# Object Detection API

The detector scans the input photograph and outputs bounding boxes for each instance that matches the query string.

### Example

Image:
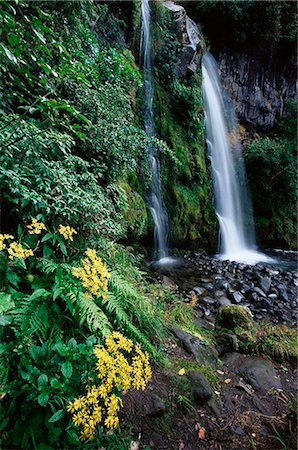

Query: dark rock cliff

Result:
[218,50,296,129]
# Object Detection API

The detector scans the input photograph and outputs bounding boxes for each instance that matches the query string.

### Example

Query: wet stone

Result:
[259,276,271,293]
[231,291,245,304]
[253,287,267,298]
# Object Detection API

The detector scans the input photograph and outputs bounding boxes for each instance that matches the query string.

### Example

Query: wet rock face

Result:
[163,0,204,76]
[218,50,296,129]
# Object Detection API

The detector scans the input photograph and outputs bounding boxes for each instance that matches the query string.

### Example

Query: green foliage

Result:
[244,107,297,248]
[0,221,164,447]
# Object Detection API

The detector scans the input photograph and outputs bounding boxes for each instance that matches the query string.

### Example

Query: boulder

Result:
[171,326,218,367]
[215,305,254,336]
[217,296,232,307]
[223,353,282,392]
[231,291,245,304]
[187,371,212,404]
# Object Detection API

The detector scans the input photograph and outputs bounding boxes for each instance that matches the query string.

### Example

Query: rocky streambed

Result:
[119,251,297,449]
[157,251,298,326]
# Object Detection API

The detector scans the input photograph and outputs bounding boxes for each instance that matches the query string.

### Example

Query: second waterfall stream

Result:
[141,0,169,261]
[202,53,271,264]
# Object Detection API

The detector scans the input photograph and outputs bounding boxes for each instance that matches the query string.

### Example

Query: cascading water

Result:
[141,0,169,260]
[202,53,272,264]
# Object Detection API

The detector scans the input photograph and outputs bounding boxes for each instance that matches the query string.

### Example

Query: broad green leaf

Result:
[33,28,46,44]
[61,361,73,379]
[38,374,48,386]
[50,378,60,389]
[0,292,15,313]
[38,392,49,407]
[0,418,9,431]
[41,233,53,243]
[54,342,68,356]
[0,315,12,326]
[66,429,80,445]
[59,241,67,256]
[48,409,65,423]
[68,338,77,349]
[6,268,20,287]
[28,288,51,301]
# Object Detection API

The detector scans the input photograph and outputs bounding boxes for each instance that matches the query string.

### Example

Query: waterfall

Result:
[202,53,271,264]
[141,0,169,260]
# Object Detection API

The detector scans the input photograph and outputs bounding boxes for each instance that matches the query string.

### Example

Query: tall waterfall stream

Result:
[202,53,272,264]
[141,0,169,261]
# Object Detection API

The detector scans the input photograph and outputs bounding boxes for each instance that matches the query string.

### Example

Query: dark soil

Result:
[121,342,297,450]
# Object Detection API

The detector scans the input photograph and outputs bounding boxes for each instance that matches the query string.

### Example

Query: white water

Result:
[141,0,169,260]
[202,53,272,265]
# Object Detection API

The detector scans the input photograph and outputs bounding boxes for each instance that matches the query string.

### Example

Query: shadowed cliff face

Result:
[218,50,296,129]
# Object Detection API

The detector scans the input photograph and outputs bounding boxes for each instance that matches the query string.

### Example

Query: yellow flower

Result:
[67,332,152,441]
[7,242,33,260]
[58,224,77,241]
[178,368,186,376]
[27,218,46,235]
[72,248,110,299]
[0,234,14,252]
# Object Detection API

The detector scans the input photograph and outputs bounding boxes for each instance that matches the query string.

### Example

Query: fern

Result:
[39,258,59,275]
[108,271,164,344]
[10,293,52,342]
[58,278,112,337]
[102,292,156,354]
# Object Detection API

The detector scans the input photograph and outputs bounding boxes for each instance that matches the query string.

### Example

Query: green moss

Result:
[154,81,216,249]
[216,305,254,336]
[171,357,218,387]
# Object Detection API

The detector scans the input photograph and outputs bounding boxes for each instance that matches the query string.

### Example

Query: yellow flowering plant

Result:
[72,248,110,300]
[67,331,152,441]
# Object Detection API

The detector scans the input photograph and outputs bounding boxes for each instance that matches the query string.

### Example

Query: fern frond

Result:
[39,258,59,275]
[58,278,112,337]
[109,271,164,340]
[11,296,51,342]
[103,292,156,354]
[76,292,112,336]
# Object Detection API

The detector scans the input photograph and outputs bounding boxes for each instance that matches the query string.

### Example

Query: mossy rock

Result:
[118,181,148,238]
[215,305,254,339]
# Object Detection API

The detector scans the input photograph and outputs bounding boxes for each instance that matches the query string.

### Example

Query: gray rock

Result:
[203,296,216,305]
[223,353,282,392]
[161,276,177,288]
[215,279,229,290]
[201,282,214,292]
[268,293,278,300]
[146,393,166,418]
[277,284,289,302]
[253,287,267,298]
[259,276,271,294]
[214,290,226,298]
[171,326,218,367]
[217,296,232,306]
[193,286,207,297]
[231,291,245,304]
[187,371,212,404]
[241,357,282,392]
